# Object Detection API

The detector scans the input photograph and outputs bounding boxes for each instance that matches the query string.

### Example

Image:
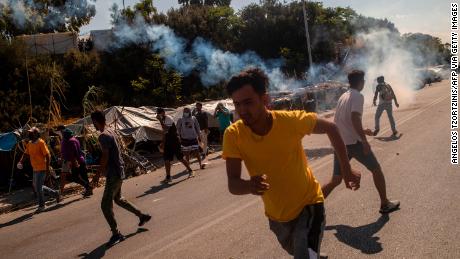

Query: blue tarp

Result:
[0,132,17,152]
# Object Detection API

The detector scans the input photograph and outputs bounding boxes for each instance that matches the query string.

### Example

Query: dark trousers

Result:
[70,162,91,190]
[269,203,325,259]
[101,176,142,234]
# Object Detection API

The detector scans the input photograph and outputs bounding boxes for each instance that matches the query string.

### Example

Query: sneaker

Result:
[107,232,125,246]
[162,176,172,184]
[373,129,379,136]
[188,170,196,178]
[379,200,400,213]
[200,163,207,170]
[83,189,93,197]
[35,206,45,214]
[138,214,152,226]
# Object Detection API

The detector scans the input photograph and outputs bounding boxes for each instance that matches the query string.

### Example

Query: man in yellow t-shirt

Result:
[18,127,60,213]
[223,68,361,258]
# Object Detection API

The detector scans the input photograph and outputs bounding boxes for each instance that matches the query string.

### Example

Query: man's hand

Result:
[342,168,361,190]
[373,101,377,106]
[362,141,371,155]
[249,174,270,195]
[395,102,400,108]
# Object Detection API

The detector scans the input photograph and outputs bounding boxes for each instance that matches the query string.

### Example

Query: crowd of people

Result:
[15,67,402,253]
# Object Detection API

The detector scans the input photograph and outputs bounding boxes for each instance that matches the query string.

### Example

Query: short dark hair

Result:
[196,102,202,107]
[156,107,165,114]
[90,110,106,124]
[377,76,385,83]
[226,67,269,96]
[348,70,365,88]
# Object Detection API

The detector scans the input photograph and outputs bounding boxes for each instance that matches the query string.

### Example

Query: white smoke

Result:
[346,29,420,105]
[0,0,96,32]
[111,13,299,90]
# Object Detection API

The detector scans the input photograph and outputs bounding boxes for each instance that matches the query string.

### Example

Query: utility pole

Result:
[302,0,313,68]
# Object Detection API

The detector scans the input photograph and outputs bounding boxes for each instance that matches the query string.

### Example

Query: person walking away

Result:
[156,108,194,183]
[177,107,205,172]
[60,128,93,197]
[91,110,151,246]
[17,127,60,213]
[223,68,361,258]
[373,76,399,136]
[322,70,400,214]
[192,102,210,159]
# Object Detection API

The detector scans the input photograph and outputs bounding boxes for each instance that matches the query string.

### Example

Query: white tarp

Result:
[71,106,176,142]
[173,99,238,128]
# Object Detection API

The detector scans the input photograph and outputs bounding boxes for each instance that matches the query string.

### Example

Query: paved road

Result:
[0,80,458,259]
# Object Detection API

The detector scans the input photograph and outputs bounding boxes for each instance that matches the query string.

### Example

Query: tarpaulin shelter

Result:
[173,99,238,128]
[70,106,177,143]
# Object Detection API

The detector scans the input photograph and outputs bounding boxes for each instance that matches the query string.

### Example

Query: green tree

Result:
[0,0,96,38]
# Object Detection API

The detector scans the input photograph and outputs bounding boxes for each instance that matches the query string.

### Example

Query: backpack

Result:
[379,84,393,101]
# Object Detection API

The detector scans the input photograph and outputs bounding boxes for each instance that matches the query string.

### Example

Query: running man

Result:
[91,110,151,246]
[192,102,210,158]
[156,108,194,183]
[373,76,399,136]
[59,128,93,196]
[222,68,360,258]
[177,107,205,171]
[322,70,400,214]
[18,127,61,213]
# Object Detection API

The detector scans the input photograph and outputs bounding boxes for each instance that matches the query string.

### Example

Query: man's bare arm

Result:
[226,158,269,195]
[98,148,109,176]
[373,87,379,106]
[313,118,360,189]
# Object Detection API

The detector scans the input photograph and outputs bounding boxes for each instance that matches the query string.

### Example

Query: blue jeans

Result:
[375,103,396,132]
[33,171,59,207]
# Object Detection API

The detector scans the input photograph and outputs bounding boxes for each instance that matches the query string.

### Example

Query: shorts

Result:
[333,141,381,176]
[269,203,325,257]
[180,138,200,152]
[163,144,184,161]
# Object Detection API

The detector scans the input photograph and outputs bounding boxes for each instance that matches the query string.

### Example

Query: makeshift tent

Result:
[70,106,176,143]
[0,132,18,152]
[174,99,238,128]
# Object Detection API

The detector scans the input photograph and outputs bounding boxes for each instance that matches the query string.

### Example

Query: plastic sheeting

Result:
[0,132,18,152]
[71,106,176,143]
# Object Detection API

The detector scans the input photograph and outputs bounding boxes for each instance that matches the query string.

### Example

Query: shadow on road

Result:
[375,133,403,142]
[325,214,390,254]
[304,147,334,159]
[0,212,34,229]
[0,197,85,229]
[136,170,190,198]
[78,228,148,259]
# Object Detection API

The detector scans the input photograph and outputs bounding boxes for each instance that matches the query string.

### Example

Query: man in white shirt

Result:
[321,70,400,214]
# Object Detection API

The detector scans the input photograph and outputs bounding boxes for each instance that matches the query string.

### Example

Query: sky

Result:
[80,0,451,43]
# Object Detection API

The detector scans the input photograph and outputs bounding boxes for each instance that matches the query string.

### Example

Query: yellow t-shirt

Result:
[25,139,50,172]
[223,110,324,222]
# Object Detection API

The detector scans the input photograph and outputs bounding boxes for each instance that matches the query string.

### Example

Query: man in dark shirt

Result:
[91,110,151,246]
[373,76,399,136]
[192,102,210,158]
[59,127,92,196]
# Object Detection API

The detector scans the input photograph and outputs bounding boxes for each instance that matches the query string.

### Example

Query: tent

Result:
[70,106,176,143]
[173,99,238,128]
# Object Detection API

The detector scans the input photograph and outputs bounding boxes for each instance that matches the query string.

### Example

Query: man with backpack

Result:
[373,76,399,136]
